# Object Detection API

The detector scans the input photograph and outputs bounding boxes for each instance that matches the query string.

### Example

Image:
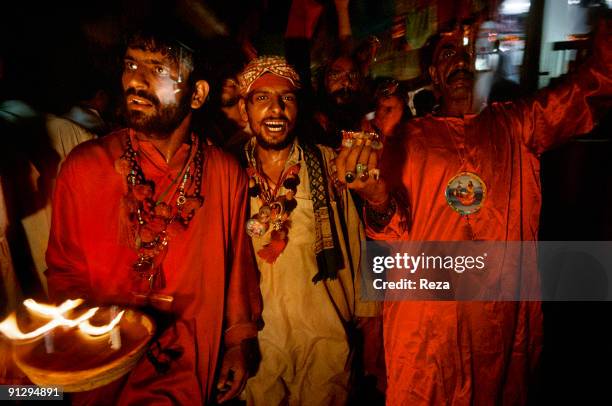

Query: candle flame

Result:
[24,298,83,316]
[79,310,125,336]
[0,299,124,341]
[0,314,62,340]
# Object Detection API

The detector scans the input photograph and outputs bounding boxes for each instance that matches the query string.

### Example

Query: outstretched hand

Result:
[334,139,389,206]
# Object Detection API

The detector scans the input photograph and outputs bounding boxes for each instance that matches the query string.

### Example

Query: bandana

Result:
[250,74,296,93]
[238,56,301,95]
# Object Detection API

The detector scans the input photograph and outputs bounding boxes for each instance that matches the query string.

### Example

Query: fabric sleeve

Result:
[223,160,262,348]
[45,157,91,302]
[512,25,612,155]
[364,207,408,241]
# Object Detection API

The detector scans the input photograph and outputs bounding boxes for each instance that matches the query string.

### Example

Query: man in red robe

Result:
[335,19,611,405]
[45,25,262,405]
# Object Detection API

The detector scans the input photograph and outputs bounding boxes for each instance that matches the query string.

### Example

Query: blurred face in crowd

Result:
[220,78,249,131]
[324,56,361,106]
[428,26,476,115]
[122,46,207,136]
[241,74,298,150]
[374,95,405,137]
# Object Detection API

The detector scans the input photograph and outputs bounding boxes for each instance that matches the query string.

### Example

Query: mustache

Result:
[125,88,160,106]
[448,68,474,82]
[332,88,355,98]
[264,115,289,121]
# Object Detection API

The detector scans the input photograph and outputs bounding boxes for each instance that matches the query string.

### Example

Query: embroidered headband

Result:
[238,56,301,95]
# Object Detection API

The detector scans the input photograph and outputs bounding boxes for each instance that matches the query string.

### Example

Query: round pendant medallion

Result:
[445,172,486,215]
[246,217,268,238]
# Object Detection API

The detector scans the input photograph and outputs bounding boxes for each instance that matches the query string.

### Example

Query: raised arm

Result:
[511,19,611,154]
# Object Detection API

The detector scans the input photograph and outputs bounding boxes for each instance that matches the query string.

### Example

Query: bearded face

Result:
[324,56,362,106]
[244,75,298,151]
[122,47,193,137]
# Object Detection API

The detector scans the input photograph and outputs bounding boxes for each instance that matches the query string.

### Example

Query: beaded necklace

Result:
[245,141,300,263]
[120,132,204,292]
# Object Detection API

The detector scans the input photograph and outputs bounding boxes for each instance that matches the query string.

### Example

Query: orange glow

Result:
[0,314,63,340]
[79,310,125,336]
[23,298,83,316]
[0,299,124,341]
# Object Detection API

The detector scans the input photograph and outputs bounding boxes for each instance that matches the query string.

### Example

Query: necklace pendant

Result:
[177,195,187,205]
[258,205,272,223]
[247,217,268,238]
[444,171,486,215]
[133,256,155,276]
[271,218,284,231]
[154,202,172,219]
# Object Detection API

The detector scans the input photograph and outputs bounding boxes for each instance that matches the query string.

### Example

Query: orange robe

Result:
[46,130,262,405]
[369,56,611,405]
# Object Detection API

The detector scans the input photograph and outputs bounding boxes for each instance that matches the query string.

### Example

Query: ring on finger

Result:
[342,138,355,148]
[355,163,368,175]
[359,169,370,182]
[345,171,356,184]
[370,168,381,181]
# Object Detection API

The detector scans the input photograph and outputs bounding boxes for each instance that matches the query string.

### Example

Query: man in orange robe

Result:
[336,20,611,405]
[45,25,262,405]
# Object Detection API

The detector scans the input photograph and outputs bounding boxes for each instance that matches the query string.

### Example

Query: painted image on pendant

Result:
[445,172,486,215]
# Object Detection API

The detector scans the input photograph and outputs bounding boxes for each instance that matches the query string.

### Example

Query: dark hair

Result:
[374,78,406,102]
[322,52,359,77]
[123,21,210,87]
[200,37,248,110]
[372,77,411,119]
[419,33,442,78]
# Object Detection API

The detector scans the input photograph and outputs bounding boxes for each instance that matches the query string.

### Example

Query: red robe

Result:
[46,129,262,405]
[369,55,611,404]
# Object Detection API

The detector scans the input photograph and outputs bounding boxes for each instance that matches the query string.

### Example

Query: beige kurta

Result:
[244,141,378,406]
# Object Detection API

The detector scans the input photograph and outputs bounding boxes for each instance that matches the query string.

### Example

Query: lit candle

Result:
[44,330,54,354]
[109,306,122,350]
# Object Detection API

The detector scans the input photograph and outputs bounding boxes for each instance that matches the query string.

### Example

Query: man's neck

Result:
[136,114,192,163]
[255,142,293,183]
[440,97,472,117]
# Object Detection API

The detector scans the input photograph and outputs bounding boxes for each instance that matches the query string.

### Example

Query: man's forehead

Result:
[251,86,296,94]
[329,57,357,72]
[434,26,476,53]
[249,73,297,94]
[379,95,403,107]
[125,47,176,66]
